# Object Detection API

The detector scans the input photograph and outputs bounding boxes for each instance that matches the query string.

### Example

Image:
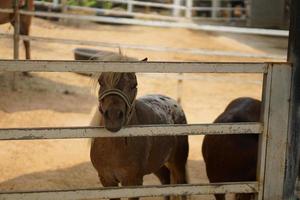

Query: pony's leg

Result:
[121,176,143,200]
[19,14,31,60]
[99,175,120,200]
[235,193,254,200]
[154,165,171,184]
[19,14,32,76]
[154,166,170,200]
[214,194,226,200]
[169,136,189,200]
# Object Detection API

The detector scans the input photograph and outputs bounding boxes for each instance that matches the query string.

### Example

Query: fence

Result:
[0,0,299,199]
[37,0,250,22]
[0,0,288,101]
[0,60,295,200]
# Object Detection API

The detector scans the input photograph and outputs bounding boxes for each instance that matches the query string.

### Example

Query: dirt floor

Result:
[0,17,288,199]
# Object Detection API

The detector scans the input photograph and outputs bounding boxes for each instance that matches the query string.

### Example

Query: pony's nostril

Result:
[104,110,109,119]
[118,111,124,119]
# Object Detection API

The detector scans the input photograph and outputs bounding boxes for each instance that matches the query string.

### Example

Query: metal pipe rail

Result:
[0,8,289,36]
[0,182,258,200]
[0,33,285,59]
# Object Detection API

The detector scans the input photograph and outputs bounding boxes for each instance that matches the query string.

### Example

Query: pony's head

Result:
[95,52,147,132]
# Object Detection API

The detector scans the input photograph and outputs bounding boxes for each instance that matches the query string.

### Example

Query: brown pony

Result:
[90,53,189,200]
[0,0,34,59]
[202,97,261,200]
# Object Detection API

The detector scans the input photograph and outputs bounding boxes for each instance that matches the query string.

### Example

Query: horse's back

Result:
[202,97,261,183]
[136,94,187,125]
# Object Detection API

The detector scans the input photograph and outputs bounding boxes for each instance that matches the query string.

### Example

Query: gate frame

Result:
[0,0,299,199]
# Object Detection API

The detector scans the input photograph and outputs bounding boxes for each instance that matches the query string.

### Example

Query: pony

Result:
[0,0,34,60]
[90,53,189,200]
[202,97,261,200]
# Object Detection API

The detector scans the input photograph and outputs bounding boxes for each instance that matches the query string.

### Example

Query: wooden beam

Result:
[260,64,292,199]
[0,123,262,140]
[0,60,272,73]
[284,0,300,199]
[0,182,258,200]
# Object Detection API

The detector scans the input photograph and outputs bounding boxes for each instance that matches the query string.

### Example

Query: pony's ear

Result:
[141,57,148,62]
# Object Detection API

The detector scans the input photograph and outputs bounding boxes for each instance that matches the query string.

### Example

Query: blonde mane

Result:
[90,50,138,91]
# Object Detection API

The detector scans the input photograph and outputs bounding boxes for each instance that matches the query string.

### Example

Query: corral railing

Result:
[36,0,250,23]
[0,61,294,200]
[0,0,300,199]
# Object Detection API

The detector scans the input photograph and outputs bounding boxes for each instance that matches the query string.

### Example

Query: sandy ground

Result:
[0,17,288,199]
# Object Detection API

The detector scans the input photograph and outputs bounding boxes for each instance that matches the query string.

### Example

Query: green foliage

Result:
[35,0,113,9]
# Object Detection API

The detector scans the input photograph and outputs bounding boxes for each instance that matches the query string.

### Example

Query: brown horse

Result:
[90,53,189,200]
[202,97,261,200]
[0,0,34,59]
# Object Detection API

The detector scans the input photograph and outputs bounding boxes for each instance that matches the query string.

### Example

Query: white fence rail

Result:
[0,123,262,140]
[0,182,258,200]
[0,60,270,73]
[0,33,285,59]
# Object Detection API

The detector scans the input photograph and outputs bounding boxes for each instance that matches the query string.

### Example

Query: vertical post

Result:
[211,0,220,19]
[12,0,20,90]
[283,0,300,199]
[258,64,292,200]
[176,73,183,105]
[185,0,192,19]
[53,0,59,7]
[13,0,20,60]
[256,70,272,200]
[127,0,133,14]
[173,0,181,17]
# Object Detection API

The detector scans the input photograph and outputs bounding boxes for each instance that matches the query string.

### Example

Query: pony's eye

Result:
[99,79,104,86]
[131,83,137,89]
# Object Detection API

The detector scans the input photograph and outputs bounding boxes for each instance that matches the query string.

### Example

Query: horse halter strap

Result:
[99,89,135,124]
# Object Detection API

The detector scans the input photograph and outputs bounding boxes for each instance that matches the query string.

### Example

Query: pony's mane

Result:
[91,50,137,91]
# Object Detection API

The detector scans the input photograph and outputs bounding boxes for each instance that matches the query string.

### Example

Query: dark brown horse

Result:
[90,54,189,200]
[202,97,261,200]
[0,0,34,59]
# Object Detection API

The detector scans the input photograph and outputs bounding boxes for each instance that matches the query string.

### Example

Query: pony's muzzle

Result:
[104,108,124,121]
[102,107,125,132]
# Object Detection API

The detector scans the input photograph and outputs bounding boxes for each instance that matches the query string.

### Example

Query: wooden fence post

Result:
[283,0,300,199]
[12,0,20,90]
[185,0,192,19]
[258,64,292,200]
[172,0,181,17]
[211,0,220,19]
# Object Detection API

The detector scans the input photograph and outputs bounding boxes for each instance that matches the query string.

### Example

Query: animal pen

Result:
[0,0,299,200]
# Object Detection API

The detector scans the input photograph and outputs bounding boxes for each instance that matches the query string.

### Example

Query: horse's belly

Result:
[145,136,177,173]
[91,138,151,180]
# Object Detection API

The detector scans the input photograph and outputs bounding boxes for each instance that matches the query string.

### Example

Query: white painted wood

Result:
[0,9,289,36]
[212,0,220,18]
[52,0,59,7]
[173,0,182,17]
[0,60,269,73]
[256,65,273,200]
[260,64,292,199]
[126,0,133,13]
[0,182,258,200]
[185,0,192,18]
[0,123,262,140]
[97,0,185,10]
[0,33,284,59]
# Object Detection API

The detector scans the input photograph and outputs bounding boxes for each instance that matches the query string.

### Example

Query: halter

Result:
[99,89,135,124]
